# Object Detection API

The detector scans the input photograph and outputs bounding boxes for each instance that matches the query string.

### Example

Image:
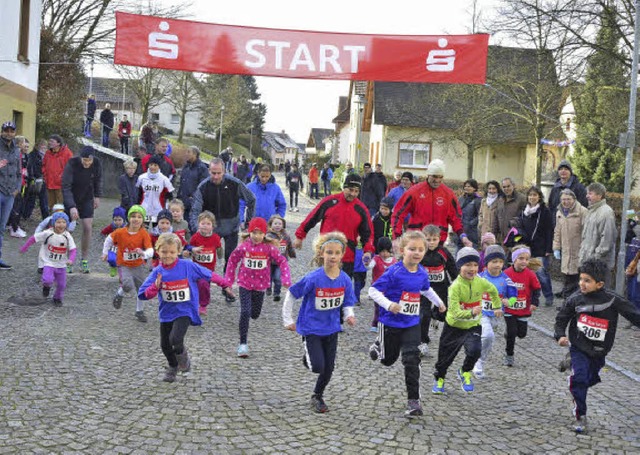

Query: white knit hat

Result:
[427,159,445,176]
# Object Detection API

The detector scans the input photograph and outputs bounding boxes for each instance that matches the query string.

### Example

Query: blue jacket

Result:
[242,180,287,221]
[177,158,209,210]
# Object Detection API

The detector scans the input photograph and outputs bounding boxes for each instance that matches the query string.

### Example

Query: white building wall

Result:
[0,1,41,92]
[151,102,202,135]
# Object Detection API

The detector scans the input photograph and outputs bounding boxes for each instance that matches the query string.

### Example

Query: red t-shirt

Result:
[189,232,222,271]
[504,266,541,317]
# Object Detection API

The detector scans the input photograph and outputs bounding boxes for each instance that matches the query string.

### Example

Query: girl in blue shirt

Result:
[139,233,233,383]
[368,230,445,417]
[282,231,357,413]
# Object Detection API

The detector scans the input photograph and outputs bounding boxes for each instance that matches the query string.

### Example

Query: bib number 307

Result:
[399,291,420,316]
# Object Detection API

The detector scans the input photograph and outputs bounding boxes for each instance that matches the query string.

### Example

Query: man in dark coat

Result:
[84,94,96,137]
[548,160,588,226]
[99,103,115,147]
[360,163,387,215]
[178,146,209,221]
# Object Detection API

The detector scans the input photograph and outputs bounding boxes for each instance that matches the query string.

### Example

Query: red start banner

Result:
[114,12,489,84]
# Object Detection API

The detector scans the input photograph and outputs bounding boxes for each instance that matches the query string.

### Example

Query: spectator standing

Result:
[0,121,21,269]
[308,163,319,199]
[84,94,96,137]
[387,171,413,208]
[548,160,588,225]
[243,164,286,221]
[219,147,233,173]
[320,163,333,197]
[236,155,250,183]
[42,134,73,212]
[340,162,354,187]
[287,163,303,212]
[478,180,501,239]
[139,121,157,153]
[578,183,617,286]
[391,159,473,248]
[117,114,132,155]
[62,146,103,273]
[492,177,527,245]
[294,174,374,277]
[553,189,588,300]
[177,146,208,222]
[22,139,49,221]
[458,179,483,248]
[99,103,115,148]
[361,163,387,215]
[386,170,403,195]
[7,136,29,238]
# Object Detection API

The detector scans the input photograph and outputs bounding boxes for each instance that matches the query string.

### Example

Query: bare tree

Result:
[116,67,169,125]
[165,72,202,142]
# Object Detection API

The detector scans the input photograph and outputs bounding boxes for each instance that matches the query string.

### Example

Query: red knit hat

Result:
[248,217,267,234]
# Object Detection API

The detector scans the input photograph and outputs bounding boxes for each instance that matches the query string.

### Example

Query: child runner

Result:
[20,212,76,307]
[473,245,513,378]
[101,206,127,277]
[286,163,303,212]
[282,231,357,413]
[368,230,444,417]
[187,211,222,316]
[139,233,233,383]
[365,237,397,332]
[352,242,368,306]
[371,197,393,253]
[102,205,154,323]
[150,209,185,268]
[169,199,190,244]
[34,203,77,274]
[225,217,292,358]
[419,224,457,358]
[432,247,501,395]
[266,215,296,302]
[503,245,541,367]
[555,259,640,434]
[136,154,174,227]
[478,232,496,272]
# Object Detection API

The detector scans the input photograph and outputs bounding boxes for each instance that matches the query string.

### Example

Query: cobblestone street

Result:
[1,173,639,454]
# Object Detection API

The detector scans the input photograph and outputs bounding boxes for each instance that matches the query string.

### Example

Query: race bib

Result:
[144,215,157,224]
[123,250,141,262]
[511,299,527,310]
[577,314,609,341]
[278,240,288,255]
[481,292,493,311]
[315,287,345,311]
[426,265,445,283]
[290,176,299,183]
[243,252,268,270]
[110,245,118,253]
[161,279,191,302]
[399,291,420,316]
[193,250,214,263]
[47,244,66,262]
[462,300,481,318]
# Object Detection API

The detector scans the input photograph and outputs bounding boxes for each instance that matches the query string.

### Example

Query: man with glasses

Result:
[493,177,527,245]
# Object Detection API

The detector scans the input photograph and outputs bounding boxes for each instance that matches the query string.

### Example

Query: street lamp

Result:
[249,124,254,155]
[218,105,225,154]
[354,95,365,167]
[88,57,95,94]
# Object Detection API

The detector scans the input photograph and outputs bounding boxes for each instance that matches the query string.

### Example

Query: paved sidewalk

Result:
[0,173,639,454]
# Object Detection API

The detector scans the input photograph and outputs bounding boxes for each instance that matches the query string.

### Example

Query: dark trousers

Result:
[102,127,112,147]
[434,323,481,379]
[239,287,265,344]
[222,231,239,273]
[322,180,331,197]
[8,194,24,230]
[303,333,338,397]
[270,264,282,296]
[353,271,366,303]
[160,316,191,368]
[120,136,129,155]
[22,185,48,220]
[504,315,528,356]
[419,296,432,344]
[84,116,93,136]
[377,323,421,400]
[569,347,605,418]
[562,274,580,299]
[309,183,319,199]
[341,261,354,279]
[289,187,299,208]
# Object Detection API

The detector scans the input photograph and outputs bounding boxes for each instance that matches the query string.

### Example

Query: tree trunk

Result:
[178,114,186,142]
[467,143,474,179]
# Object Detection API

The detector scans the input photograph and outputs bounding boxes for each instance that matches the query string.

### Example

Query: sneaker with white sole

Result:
[458,368,474,392]
[135,311,148,323]
[418,343,429,358]
[369,326,378,333]
[432,377,445,394]
[574,416,588,434]
[473,360,485,379]
[0,260,12,270]
[112,291,123,309]
[503,354,514,367]
[237,344,249,358]
[10,227,26,238]
[81,260,90,274]
[405,399,423,417]
[311,394,328,413]
[369,341,381,361]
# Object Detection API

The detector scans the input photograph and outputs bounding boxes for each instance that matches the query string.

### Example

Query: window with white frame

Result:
[398,142,431,168]
[171,114,180,124]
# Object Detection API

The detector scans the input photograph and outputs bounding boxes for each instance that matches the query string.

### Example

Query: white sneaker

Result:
[10,227,26,238]
[15,227,27,237]
[418,343,429,358]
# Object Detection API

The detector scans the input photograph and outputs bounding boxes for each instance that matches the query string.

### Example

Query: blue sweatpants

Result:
[569,346,605,418]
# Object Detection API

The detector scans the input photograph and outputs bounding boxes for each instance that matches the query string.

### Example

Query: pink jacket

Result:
[225,239,291,291]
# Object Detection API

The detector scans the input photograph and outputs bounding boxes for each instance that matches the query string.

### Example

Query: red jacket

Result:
[391,181,464,242]
[504,266,541,317]
[42,145,73,190]
[118,121,132,138]
[295,192,375,263]
[386,180,401,195]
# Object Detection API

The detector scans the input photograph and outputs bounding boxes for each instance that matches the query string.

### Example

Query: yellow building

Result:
[0,0,41,141]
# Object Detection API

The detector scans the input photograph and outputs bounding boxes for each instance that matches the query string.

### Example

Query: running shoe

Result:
[237,344,249,358]
[457,368,474,393]
[199,305,208,316]
[405,399,423,417]
[112,291,123,309]
[369,341,381,361]
[311,394,328,413]
[369,326,378,333]
[81,260,90,274]
[163,366,178,383]
[273,295,281,302]
[52,298,63,307]
[66,264,73,274]
[42,286,50,297]
[109,267,117,278]
[135,311,147,323]
[432,377,445,394]
[574,416,588,434]
[418,343,429,358]
[503,355,514,367]
[559,352,572,372]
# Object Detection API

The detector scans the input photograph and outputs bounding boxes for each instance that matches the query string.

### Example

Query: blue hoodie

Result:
[242,179,287,221]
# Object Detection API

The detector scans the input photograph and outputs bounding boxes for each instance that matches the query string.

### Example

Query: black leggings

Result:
[303,333,338,397]
[160,316,191,368]
[239,287,265,344]
[289,187,299,208]
[504,316,528,356]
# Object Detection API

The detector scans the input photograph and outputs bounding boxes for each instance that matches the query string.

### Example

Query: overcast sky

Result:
[110,0,500,143]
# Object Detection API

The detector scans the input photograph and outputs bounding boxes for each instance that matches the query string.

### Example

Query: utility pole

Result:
[218,105,225,154]
[88,57,95,94]
[249,124,254,155]
[616,0,640,294]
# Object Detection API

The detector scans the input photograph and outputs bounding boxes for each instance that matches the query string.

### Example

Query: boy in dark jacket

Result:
[118,159,139,212]
[555,259,640,434]
[286,164,303,212]
[372,197,393,253]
